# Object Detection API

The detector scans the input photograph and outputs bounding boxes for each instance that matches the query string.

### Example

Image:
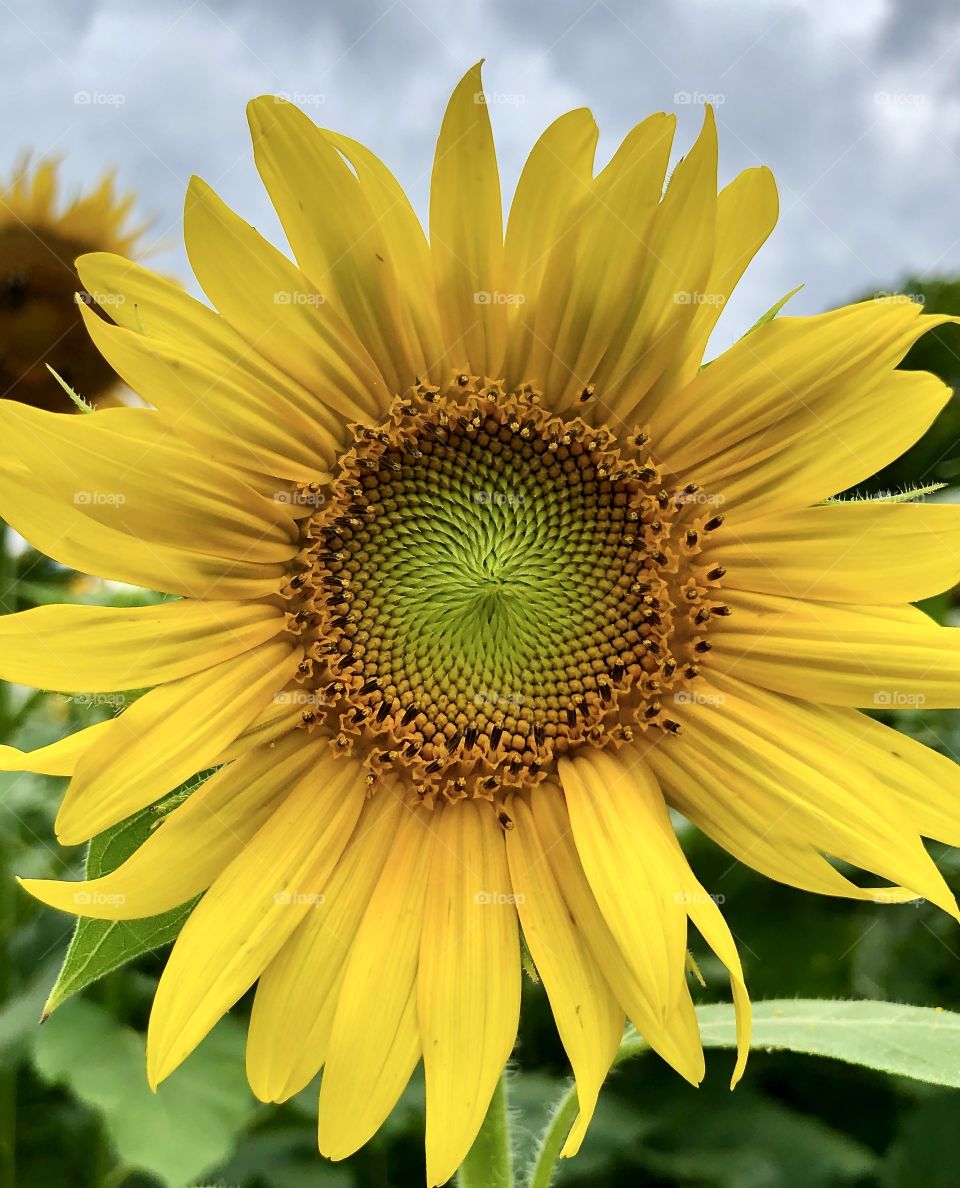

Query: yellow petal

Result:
[78,251,348,479]
[528,113,675,407]
[503,109,598,302]
[713,592,960,708]
[147,750,365,1086]
[182,178,387,424]
[0,465,285,602]
[56,641,301,845]
[21,731,318,919]
[640,164,779,405]
[0,720,112,776]
[246,788,406,1102]
[502,108,598,386]
[215,683,308,761]
[529,784,705,1085]
[0,401,297,564]
[681,887,751,1086]
[715,684,960,851]
[430,63,506,377]
[597,106,718,417]
[419,799,521,1188]
[317,804,433,1162]
[647,740,900,901]
[659,304,957,520]
[655,672,959,918]
[559,751,688,1022]
[247,96,417,394]
[506,795,622,1157]
[819,706,960,848]
[320,131,445,384]
[565,751,750,1087]
[716,501,960,604]
[85,296,337,494]
[0,599,284,692]
[657,300,922,462]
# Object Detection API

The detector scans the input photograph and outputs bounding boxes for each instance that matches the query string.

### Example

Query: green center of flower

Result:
[286,378,727,803]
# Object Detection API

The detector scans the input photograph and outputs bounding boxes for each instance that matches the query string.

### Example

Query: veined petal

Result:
[318,805,433,1163]
[419,799,521,1188]
[715,501,960,603]
[430,63,506,378]
[559,750,688,1021]
[654,673,959,918]
[20,731,319,919]
[56,641,301,845]
[639,164,779,405]
[564,751,750,1086]
[182,178,388,423]
[703,680,960,851]
[246,789,406,1102]
[0,599,284,692]
[0,720,112,777]
[78,252,350,479]
[0,466,286,602]
[529,113,675,407]
[147,750,366,1086]
[502,108,598,386]
[711,368,952,520]
[677,869,751,1086]
[506,794,622,1156]
[597,107,718,417]
[656,300,923,461]
[503,108,598,306]
[78,312,340,487]
[813,705,960,848]
[247,96,418,393]
[215,684,309,761]
[713,591,960,708]
[529,784,705,1084]
[0,402,298,564]
[659,303,957,519]
[320,132,445,384]
[647,742,903,901]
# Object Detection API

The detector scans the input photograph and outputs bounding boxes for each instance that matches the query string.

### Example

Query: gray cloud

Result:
[1,0,958,354]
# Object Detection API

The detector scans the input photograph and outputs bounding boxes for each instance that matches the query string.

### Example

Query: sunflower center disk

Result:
[285,379,728,804]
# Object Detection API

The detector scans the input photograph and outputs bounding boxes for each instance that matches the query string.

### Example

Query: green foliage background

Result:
[2,279,960,1188]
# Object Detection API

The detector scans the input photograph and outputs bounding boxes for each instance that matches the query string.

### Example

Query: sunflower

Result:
[0,154,148,410]
[3,64,960,1186]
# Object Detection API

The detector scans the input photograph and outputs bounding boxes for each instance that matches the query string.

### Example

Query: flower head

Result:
[4,65,960,1186]
[0,154,148,410]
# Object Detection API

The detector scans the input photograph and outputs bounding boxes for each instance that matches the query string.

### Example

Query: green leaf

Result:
[743,283,804,335]
[691,998,960,1087]
[32,998,255,1186]
[42,785,200,1017]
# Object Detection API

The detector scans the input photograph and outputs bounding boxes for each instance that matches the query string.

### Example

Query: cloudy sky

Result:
[2,0,959,350]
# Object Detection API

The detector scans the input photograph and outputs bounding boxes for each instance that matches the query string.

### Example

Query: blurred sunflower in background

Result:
[1,63,960,1187]
[0,154,148,411]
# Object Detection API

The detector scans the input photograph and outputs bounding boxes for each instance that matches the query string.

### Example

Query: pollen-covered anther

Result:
[283,376,728,800]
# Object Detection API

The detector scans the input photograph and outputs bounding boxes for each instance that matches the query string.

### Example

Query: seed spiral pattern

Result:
[282,376,729,804]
